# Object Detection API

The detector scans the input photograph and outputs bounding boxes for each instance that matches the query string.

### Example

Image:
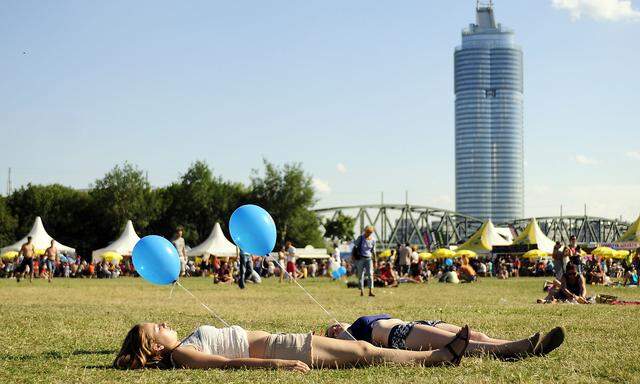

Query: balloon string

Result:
[169,282,176,299]
[272,258,356,341]
[175,281,230,327]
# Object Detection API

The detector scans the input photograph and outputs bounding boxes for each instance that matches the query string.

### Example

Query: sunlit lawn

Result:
[1,275,639,383]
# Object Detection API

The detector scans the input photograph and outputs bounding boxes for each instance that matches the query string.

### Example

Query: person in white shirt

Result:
[285,241,297,281]
[398,244,411,276]
[172,228,187,277]
[332,243,342,266]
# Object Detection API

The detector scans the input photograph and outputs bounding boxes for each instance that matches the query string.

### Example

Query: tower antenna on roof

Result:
[476,0,494,10]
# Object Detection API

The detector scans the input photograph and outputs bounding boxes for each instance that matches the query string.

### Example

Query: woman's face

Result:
[326,323,350,338]
[142,322,178,348]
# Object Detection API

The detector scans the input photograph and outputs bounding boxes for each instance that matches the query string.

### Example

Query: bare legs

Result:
[310,330,468,369]
[404,323,536,358]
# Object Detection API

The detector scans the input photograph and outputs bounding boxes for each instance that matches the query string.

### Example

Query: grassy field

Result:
[1,276,639,384]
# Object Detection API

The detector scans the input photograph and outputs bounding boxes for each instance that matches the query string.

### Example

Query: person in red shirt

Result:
[377,262,399,287]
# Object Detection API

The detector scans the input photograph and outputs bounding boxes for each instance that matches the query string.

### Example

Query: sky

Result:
[1,0,639,221]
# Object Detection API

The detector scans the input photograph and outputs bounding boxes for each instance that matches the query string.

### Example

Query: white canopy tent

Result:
[92,220,140,262]
[187,223,238,258]
[295,245,329,259]
[0,216,75,255]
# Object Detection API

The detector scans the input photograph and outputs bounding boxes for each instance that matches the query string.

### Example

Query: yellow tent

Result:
[101,251,123,264]
[592,247,615,258]
[1,251,18,260]
[378,249,392,258]
[523,249,548,259]
[513,218,556,254]
[433,248,455,259]
[419,252,434,261]
[455,249,477,258]
[457,220,512,253]
[617,215,640,242]
[614,250,630,259]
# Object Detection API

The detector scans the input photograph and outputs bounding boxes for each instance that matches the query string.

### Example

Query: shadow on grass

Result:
[72,349,116,355]
[0,349,116,361]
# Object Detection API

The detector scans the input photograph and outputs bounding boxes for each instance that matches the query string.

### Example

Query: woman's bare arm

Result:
[172,347,309,372]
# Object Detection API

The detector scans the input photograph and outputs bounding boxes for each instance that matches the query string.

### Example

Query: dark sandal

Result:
[444,325,470,366]
[498,332,540,362]
[534,326,565,356]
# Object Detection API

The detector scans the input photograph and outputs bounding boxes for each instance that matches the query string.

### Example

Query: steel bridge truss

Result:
[510,216,629,245]
[314,204,484,249]
[315,205,630,249]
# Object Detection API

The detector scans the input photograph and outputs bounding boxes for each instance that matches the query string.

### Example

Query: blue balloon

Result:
[132,235,180,285]
[229,204,277,256]
[445,258,453,266]
[339,266,347,275]
[331,270,341,279]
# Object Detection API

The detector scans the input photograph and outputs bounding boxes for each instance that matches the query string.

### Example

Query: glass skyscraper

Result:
[454,2,523,223]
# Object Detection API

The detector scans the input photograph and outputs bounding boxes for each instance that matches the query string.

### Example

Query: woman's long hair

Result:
[113,324,170,370]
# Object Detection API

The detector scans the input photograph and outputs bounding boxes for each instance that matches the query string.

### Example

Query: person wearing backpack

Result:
[353,226,377,297]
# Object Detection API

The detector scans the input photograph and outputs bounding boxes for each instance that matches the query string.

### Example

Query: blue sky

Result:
[1,0,639,220]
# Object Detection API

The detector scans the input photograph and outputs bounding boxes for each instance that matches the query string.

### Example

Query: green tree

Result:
[5,184,92,254]
[152,161,248,244]
[249,160,323,248]
[323,212,356,241]
[0,196,18,247]
[89,163,158,247]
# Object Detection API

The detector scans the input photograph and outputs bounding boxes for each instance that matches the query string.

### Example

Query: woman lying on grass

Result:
[325,314,565,360]
[114,321,470,372]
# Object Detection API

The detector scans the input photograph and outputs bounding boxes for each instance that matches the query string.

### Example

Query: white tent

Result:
[92,220,140,262]
[295,245,329,259]
[0,216,75,255]
[187,223,237,258]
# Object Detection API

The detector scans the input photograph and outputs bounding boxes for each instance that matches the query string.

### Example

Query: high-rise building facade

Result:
[454,2,523,223]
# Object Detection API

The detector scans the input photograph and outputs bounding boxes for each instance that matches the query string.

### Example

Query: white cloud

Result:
[573,154,598,165]
[552,0,640,22]
[626,150,640,160]
[312,178,331,194]
[336,163,347,174]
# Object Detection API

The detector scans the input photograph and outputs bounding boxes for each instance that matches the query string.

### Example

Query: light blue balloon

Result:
[445,258,453,266]
[229,204,277,256]
[339,266,347,275]
[331,270,341,279]
[132,235,180,285]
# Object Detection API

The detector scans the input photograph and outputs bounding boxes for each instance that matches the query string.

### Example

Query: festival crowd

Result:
[2,232,638,300]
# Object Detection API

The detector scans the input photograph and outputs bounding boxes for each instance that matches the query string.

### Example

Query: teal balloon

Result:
[229,204,277,256]
[132,235,180,285]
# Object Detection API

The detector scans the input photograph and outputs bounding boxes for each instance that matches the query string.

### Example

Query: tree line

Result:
[0,160,355,258]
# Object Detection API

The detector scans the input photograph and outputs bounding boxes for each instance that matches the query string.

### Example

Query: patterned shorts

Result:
[388,320,444,349]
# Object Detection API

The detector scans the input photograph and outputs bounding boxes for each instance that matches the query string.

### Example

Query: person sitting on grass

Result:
[458,256,477,283]
[214,261,232,284]
[113,321,470,371]
[376,262,399,287]
[325,315,565,360]
[539,263,588,304]
[440,266,460,284]
[623,267,638,287]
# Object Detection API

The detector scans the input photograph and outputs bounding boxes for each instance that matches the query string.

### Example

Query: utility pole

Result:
[6,167,12,196]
